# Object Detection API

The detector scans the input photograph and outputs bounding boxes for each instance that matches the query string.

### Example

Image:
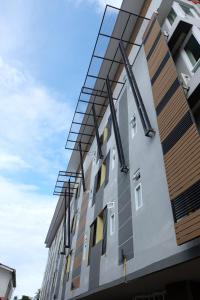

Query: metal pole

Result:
[60,189,67,255]
[92,105,103,159]
[119,41,155,137]
[106,78,128,173]
[67,179,71,249]
[79,142,86,192]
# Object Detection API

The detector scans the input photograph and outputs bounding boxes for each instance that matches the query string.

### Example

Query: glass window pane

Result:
[110,213,115,235]
[135,184,143,210]
[180,3,196,17]
[167,8,177,25]
[185,35,200,67]
[96,215,104,244]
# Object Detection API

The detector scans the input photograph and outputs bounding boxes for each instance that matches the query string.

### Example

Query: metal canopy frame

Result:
[52,5,153,249]
[53,171,82,255]
[65,5,151,159]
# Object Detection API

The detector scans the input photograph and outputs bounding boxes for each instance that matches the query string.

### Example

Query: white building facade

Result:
[0,263,16,300]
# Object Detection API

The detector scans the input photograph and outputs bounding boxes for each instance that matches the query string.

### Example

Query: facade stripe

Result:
[143,15,157,45]
[162,111,193,155]
[156,78,180,115]
[117,88,134,264]
[151,52,170,85]
[147,31,162,61]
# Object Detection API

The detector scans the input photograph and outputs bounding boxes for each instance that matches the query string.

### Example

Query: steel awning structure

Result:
[65,5,151,175]
[53,172,83,254]
[46,2,153,248]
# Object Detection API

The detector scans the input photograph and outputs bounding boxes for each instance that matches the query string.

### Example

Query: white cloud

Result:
[0,2,34,59]
[68,0,122,11]
[95,0,122,9]
[0,57,72,177]
[0,153,30,171]
[0,23,72,297]
[0,176,56,297]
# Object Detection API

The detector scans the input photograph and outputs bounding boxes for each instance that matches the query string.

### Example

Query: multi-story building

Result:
[0,263,16,300]
[40,0,200,299]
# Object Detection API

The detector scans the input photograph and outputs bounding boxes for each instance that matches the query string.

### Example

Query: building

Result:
[0,263,16,300]
[40,0,200,299]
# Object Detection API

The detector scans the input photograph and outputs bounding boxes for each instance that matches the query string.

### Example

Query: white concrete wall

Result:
[0,268,13,299]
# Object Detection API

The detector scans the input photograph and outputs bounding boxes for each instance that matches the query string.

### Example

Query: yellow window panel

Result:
[65,254,71,274]
[95,216,103,244]
[100,162,106,187]
[103,127,108,143]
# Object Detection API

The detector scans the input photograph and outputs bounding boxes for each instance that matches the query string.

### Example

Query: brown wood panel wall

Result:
[143,16,200,245]
[71,163,92,289]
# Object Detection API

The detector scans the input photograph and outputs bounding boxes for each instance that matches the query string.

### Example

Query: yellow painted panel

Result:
[65,254,71,273]
[103,127,108,143]
[100,163,106,187]
[95,216,103,244]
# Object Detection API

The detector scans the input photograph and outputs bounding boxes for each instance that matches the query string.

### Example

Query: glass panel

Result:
[179,3,196,17]
[135,184,143,210]
[185,35,200,67]
[100,162,106,186]
[65,254,71,273]
[103,127,108,143]
[167,8,177,25]
[96,215,104,244]
[110,213,115,235]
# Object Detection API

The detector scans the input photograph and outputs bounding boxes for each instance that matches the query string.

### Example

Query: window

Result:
[184,35,200,72]
[112,147,116,170]
[93,152,110,205]
[167,8,177,25]
[100,127,108,146]
[65,252,72,281]
[90,214,104,247]
[96,161,106,192]
[83,234,88,261]
[130,114,137,138]
[71,214,77,235]
[179,3,198,17]
[99,118,111,148]
[75,183,81,199]
[110,213,115,235]
[133,169,141,182]
[88,208,108,263]
[135,183,143,211]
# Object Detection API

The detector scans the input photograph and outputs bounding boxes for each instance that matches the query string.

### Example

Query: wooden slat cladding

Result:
[152,59,178,106]
[175,209,200,245]
[71,163,92,289]
[143,16,200,245]
[158,88,188,141]
[165,126,200,199]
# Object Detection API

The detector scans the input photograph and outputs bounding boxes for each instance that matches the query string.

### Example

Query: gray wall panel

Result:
[89,241,103,290]
[118,88,134,264]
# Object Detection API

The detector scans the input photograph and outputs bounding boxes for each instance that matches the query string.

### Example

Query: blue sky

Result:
[0,0,122,297]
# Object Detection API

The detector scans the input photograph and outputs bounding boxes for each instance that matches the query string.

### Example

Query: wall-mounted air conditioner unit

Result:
[179,73,190,93]
[163,30,169,39]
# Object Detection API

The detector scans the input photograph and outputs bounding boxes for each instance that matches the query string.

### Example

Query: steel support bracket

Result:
[106,78,129,174]
[92,105,103,159]
[79,142,86,192]
[119,41,155,138]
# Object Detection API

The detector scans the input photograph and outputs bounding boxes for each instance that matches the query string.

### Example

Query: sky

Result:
[0,0,122,298]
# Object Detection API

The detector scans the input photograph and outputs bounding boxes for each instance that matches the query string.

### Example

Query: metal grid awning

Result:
[65,5,150,167]
[53,171,82,197]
